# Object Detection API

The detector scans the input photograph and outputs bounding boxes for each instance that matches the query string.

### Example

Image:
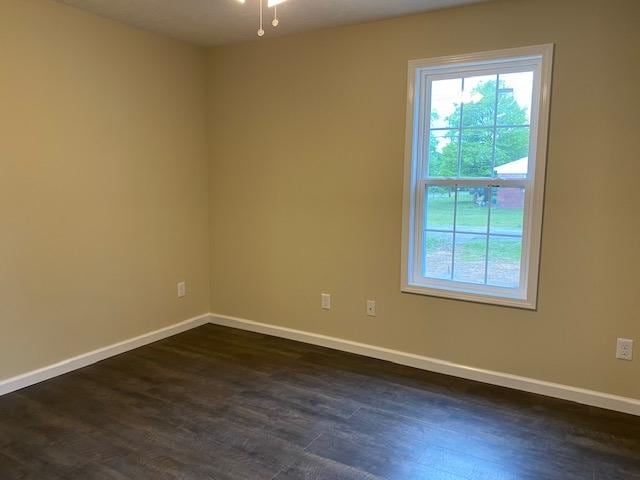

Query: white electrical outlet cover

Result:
[616,338,633,361]
[366,300,376,317]
[321,293,331,310]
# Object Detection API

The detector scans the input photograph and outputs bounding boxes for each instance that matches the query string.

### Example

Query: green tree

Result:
[429,79,530,178]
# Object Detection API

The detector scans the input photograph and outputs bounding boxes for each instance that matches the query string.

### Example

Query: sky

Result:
[430,71,534,134]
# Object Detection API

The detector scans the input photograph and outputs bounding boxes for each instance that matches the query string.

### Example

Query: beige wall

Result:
[0,0,210,379]
[207,0,640,399]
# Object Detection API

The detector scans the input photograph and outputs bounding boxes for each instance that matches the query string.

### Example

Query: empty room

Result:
[1,0,639,478]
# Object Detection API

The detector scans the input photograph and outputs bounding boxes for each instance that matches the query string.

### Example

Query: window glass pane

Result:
[494,127,530,178]
[497,71,533,126]
[424,231,453,280]
[427,129,459,177]
[429,78,462,129]
[490,187,525,235]
[453,233,487,284]
[455,187,489,233]
[425,186,455,230]
[461,75,497,128]
[487,236,522,288]
[460,128,494,177]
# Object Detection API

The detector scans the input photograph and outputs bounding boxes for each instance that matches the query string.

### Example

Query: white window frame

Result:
[401,45,553,309]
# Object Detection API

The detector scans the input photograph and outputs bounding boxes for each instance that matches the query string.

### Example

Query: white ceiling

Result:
[56,0,489,46]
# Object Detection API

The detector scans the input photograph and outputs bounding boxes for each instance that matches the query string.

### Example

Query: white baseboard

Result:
[2,311,637,417]
[209,313,640,417]
[0,313,210,397]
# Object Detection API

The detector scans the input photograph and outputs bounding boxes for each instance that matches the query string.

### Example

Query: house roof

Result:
[494,157,528,175]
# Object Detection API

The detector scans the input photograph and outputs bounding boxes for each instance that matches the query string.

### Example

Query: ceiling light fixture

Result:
[236,0,288,37]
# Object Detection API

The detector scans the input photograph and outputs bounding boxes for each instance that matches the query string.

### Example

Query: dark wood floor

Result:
[1,324,639,479]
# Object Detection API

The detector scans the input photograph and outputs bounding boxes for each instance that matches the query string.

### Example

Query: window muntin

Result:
[402,46,553,308]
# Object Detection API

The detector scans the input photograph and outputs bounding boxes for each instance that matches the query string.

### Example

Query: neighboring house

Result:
[494,158,527,208]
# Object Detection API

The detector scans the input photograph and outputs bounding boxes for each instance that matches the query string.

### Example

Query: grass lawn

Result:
[426,235,522,263]
[426,191,523,230]
[456,236,521,262]
[425,191,523,263]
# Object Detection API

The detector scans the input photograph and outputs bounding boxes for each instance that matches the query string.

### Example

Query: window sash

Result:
[417,64,537,183]
[412,181,531,300]
[420,178,528,188]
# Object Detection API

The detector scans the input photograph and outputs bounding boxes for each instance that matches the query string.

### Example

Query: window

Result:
[401,45,553,309]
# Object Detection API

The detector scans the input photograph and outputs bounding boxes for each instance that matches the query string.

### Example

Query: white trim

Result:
[3,311,638,417]
[0,314,210,397]
[401,44,554,310]
[209,313,640,417]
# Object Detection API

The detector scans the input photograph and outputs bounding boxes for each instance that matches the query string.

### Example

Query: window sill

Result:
[401,283,536,310]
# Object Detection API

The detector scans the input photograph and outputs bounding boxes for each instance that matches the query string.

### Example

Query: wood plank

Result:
[0,324,638,479]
